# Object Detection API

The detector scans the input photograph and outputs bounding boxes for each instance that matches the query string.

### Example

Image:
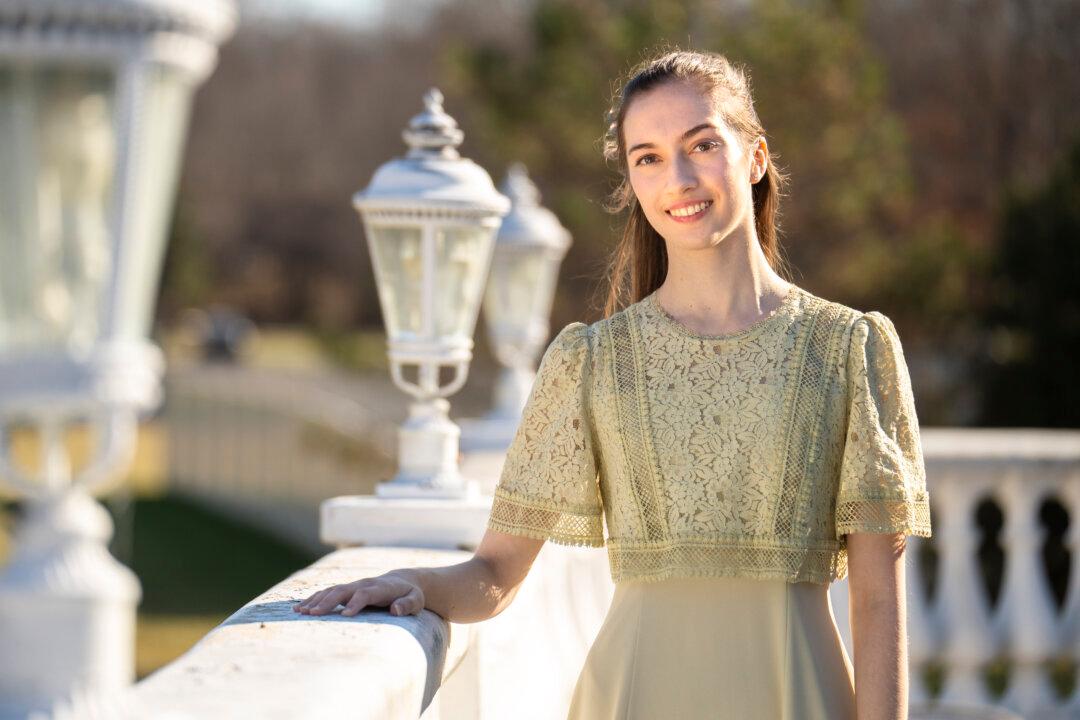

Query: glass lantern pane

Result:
[368,227,424,337]
[112,65,195,342]
[483,246,551,338]
[0,64,117,354]
[433,226,496,338]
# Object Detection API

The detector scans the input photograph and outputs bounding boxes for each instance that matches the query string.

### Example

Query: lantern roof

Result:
[495,163,571,250]
[0,0,237,43]
[354,89,510,219]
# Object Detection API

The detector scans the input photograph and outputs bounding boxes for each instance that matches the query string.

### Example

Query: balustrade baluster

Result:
[998,471,1062,715]
[935,475,999,706]
[1059,474,1080,715]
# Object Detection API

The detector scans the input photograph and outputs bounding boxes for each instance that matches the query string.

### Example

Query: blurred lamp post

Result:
[460,163,572,453]
[352,88,509,499]
[0,1,235,714]
[321,89,508,548]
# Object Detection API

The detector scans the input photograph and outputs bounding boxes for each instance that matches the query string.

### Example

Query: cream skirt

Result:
[567,575,857,720]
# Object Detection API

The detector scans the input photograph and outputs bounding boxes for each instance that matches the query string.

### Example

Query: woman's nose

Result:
[667,154,699,193]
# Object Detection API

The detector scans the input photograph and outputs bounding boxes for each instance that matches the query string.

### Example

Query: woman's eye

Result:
[694,140,719,152]
[634,154,659,167]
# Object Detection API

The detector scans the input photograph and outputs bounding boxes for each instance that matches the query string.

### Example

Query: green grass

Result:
[119,494,318,616]
[124,494,320,678]
[3,494,320,680]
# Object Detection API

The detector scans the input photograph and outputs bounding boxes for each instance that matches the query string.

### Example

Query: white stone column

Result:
[1059,470,1080,716]
[934,474,999,707]
[0,414,142,718]
[997,471,1062,715]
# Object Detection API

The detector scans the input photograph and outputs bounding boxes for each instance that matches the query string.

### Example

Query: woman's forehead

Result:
[623,80,734,144]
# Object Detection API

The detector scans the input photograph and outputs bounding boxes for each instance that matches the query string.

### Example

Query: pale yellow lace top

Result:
[486,285,932,585]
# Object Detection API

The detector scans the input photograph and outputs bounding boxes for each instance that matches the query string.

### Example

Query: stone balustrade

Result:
[130,542,613,720]
[900,428,1080,720]
[156,377,1080,720]
[132,547,475,719]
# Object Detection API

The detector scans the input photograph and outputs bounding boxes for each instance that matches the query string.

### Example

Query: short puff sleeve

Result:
[486,322,605,547]
[835,311,932,543]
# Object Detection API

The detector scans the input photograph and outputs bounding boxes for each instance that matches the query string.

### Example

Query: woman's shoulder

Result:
[789,285,886,340]
[787,288,917,396]
[578,291,650,339]
[542,309,628,386]
[565,285,896,356]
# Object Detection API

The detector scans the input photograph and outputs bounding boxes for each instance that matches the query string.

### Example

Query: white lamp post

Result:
[0,2,235,715]
[459,163,571,453]
[354,88,509,499]
[320,89,508,549]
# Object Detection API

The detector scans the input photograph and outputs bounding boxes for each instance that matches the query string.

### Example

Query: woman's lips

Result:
[665,200,713,223]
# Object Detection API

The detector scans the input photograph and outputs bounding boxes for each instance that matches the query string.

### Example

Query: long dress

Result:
[567,576,857,719]
[487,283,932,720]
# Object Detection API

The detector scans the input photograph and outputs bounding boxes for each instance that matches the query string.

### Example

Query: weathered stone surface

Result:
[132,546,472,720]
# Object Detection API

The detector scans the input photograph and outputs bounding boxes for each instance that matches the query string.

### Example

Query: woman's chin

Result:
[662,228,726,253]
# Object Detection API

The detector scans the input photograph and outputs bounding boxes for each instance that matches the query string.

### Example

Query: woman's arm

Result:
[292,528,544,624]
[846,531,909,720]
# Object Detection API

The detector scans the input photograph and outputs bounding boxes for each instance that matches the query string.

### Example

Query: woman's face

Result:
[622,79,766,251]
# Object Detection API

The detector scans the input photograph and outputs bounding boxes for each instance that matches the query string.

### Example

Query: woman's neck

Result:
[654,229,793,337]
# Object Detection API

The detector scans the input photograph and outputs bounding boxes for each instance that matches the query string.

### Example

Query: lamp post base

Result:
[320,493,494,550]
[389,397,478,497]
[0,488,140,717]
[374,475,480,500]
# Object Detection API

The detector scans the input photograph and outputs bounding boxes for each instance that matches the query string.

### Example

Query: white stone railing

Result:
[129,543,613,720]
[155,375,1080,720]
[899,428,1080,720]
[131,547,474,719]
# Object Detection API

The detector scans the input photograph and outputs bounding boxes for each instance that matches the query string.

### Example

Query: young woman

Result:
[293,49,932,720]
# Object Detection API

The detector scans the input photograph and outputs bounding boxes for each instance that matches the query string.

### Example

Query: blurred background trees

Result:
[977,140,1080,427]
[157,0,1080,426]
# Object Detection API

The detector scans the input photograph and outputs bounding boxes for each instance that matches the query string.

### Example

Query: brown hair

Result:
[599,48,792,317]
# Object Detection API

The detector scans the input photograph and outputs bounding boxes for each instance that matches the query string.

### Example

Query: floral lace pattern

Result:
[488,287,932,585]
[834,312,932,542]
[487,322,606,546]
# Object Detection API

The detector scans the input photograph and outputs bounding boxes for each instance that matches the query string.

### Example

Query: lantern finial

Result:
[403,87,464,159]
[502,162,541,208]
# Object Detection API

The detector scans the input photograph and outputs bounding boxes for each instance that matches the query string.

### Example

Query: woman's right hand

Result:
[291,570,424,617]
[290,529,543,623]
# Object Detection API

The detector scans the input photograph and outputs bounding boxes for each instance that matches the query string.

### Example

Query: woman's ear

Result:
[750,136,768,184]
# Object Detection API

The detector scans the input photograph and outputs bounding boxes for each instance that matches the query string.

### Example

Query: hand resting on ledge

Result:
[291,528,544,623]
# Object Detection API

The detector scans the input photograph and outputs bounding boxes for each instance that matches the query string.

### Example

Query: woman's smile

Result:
[666,199,714,222]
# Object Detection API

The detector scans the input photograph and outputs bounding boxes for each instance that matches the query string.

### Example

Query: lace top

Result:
[486,285,933,585]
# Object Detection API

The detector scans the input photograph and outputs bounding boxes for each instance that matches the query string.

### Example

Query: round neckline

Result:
[645,284,803,341]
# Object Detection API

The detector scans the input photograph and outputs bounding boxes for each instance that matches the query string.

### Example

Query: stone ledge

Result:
[132,546,473,720]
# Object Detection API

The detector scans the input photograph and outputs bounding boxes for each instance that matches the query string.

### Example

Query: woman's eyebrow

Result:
[627,123,718,156]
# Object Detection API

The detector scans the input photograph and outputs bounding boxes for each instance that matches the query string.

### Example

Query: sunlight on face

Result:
[623,79,765,251]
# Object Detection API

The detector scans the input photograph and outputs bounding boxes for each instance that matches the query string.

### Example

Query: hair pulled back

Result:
[600,48,791,317]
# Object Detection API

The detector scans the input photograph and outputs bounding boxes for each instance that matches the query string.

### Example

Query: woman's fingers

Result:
[340,587,372,617]
[294,586,346,614]
[342,579,405,617]
[292,588,331,613]
[307,585,354,615]
[390,586,424,616]
[291,576,425,617]
[292,590,319,610]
